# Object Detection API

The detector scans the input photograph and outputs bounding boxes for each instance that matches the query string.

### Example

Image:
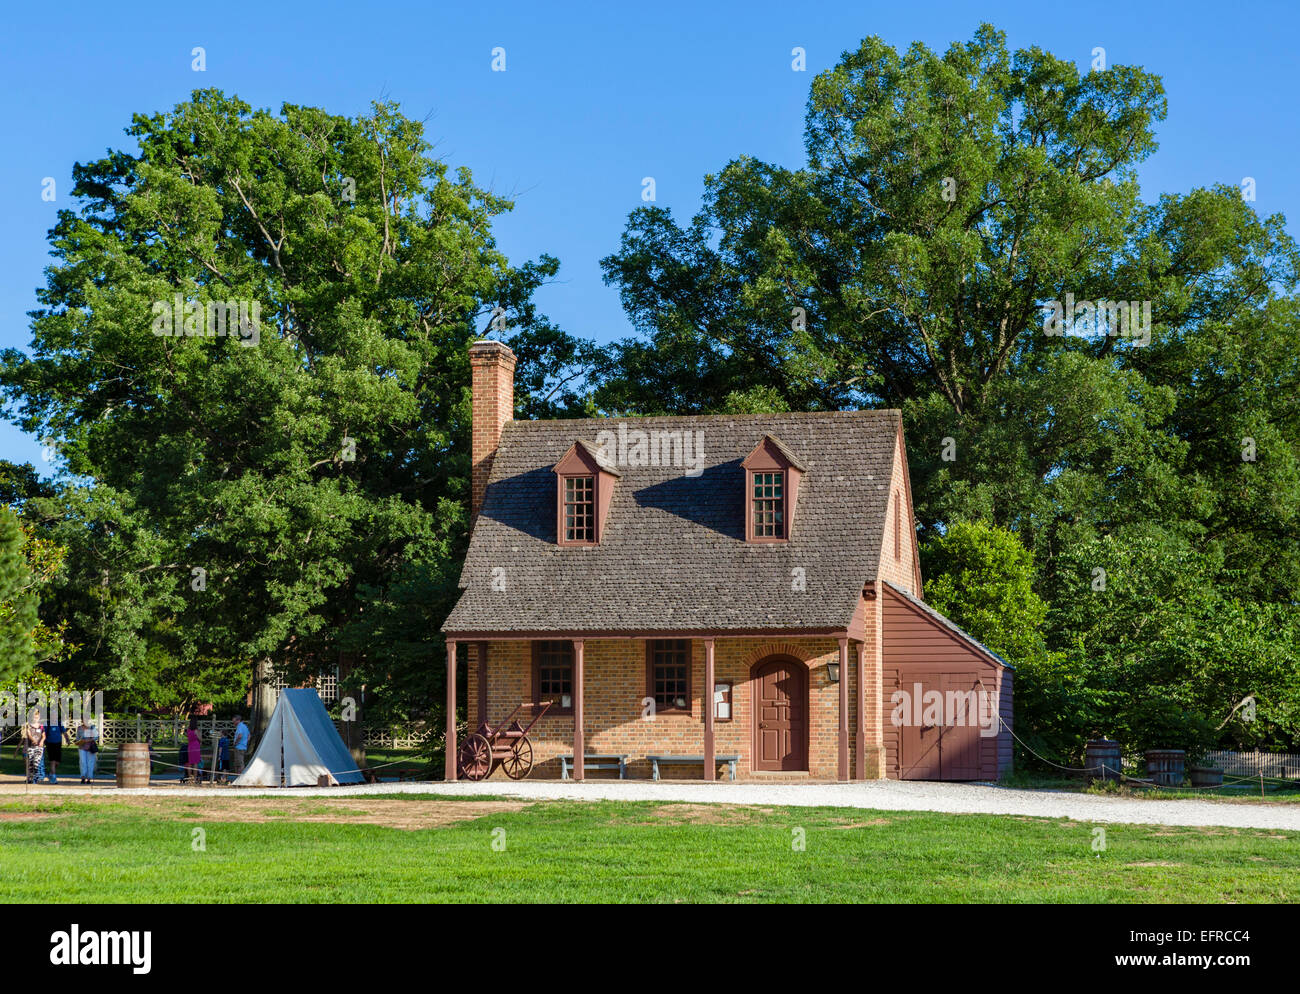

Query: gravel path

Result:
[7,779,1299,830]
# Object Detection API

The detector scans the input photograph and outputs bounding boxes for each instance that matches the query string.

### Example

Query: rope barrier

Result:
[993,715,1294,793]
[11,717,1297,795]
[10,750,435,789]
[121,752,430,781]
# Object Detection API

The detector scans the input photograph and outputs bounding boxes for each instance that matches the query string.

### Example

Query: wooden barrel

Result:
[1085,739,1122,781]
[1144,749,1186,786]
[115,742,151,789]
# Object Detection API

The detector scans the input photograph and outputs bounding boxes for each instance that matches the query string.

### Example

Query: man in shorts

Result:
[45,717,66,783]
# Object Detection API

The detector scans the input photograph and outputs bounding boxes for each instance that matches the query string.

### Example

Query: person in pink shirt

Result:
[186,717,202,783]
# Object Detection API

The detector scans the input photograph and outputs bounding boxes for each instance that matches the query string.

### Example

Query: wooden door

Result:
[898,670,943,779]
[898,669,983,780]
[939,671,982,780]
[752,656,807,771]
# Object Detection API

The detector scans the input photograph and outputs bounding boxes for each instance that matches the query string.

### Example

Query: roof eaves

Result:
[760,433,808,471]
[552,438,623,477]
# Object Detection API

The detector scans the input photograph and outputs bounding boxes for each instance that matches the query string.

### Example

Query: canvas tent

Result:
[233,688,363,786]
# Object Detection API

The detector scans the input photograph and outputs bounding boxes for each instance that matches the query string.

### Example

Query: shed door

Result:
[898,669,985,781]
[940,672,982,780]
[752,656,807,771]
[899,669,943,779]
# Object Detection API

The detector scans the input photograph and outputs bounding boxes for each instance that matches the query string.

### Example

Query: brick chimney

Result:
[468,339,517,519]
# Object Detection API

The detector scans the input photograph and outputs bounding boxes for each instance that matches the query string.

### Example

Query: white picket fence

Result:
[102,716,223,746]
[347,723,435,749]
[1203,750,1300,780]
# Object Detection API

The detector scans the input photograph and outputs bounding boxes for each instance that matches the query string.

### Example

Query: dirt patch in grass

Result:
[1146,826,1236,838]
[0,794,531,831]
[176,799,531,830]
[0,812,53,821]
[1126,860,1186,868]
[160,798,531,830]
[637,803,776,826]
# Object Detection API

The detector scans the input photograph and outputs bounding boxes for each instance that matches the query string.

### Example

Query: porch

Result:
[441,634,885,782]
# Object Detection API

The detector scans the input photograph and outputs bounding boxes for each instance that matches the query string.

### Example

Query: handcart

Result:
[456,701,552,781]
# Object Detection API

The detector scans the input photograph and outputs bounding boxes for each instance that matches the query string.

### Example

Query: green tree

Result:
[596,24,1299,567]
[1,90,580,724]
[595,23,1300,754]
[0,507,38,682]
[1048,534,1300,755]
[921,520,1045,664]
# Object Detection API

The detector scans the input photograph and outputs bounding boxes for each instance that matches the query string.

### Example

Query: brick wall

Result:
[468,340,516,519]
[877,427,921,595]
[464,636,883,781]
[861,591,885,778]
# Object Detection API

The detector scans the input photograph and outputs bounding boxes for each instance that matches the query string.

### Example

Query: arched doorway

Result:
[750,655,808,772]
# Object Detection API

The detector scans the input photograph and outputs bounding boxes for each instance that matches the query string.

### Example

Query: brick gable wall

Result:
[876,427,921,595]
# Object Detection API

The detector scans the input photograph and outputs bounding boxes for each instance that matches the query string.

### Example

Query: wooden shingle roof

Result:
[443,410,904,635]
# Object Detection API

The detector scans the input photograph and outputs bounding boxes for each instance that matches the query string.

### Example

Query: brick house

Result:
[441,340,1013,782]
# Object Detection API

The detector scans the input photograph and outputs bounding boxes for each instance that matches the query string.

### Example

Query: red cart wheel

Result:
[501,737,533,780]
[458,733,493,781]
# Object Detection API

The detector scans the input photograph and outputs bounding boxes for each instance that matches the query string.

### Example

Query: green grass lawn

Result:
[360,747,433,778]
[0,795,1295,903]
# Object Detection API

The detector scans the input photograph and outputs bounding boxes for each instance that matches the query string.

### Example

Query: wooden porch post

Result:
[703,638,716,781]
[855,641,866,780]
[572,639,585,781]
[837,637,849,782]
[444,641,458,781]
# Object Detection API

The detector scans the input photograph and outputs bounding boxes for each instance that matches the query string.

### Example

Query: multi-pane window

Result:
[751,471,784,539]
[563,475,595,542]
[534,641,574,713]
[648,639,690,712]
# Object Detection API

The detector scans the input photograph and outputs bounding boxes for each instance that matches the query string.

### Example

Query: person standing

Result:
[186,717,202,783]
[18,710,45,783]
[45,717,66,783]
[216,733,230,784]
[76,716,99,783]
[231,714,250,775]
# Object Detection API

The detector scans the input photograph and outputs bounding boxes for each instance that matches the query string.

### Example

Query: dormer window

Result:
[564,476,595,542]
[554,439,620,546]
[752,472,785,538]
[742,434,805,544]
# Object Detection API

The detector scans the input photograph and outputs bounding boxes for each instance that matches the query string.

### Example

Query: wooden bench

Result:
[560,754,628,780]
[648,754,740,782]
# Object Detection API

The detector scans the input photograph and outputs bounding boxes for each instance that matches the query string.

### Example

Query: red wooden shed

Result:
[881,582,1014,780]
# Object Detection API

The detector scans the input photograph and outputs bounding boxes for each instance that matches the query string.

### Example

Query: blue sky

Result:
[1,1,1295,473]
